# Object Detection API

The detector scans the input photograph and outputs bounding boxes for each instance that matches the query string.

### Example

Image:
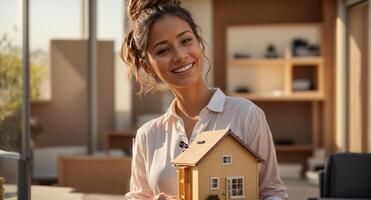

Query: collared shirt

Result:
[125,88,288,200]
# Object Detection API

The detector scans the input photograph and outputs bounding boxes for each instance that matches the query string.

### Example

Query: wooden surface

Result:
[228,56,325,100]
[58,156,131,194]
[213,0,322,91]
[4,185,124,200]
[229,92,324,101]
[229,57,323,66]
[322,0,337,153]
[106,132,135,153]
[3,178,319,200]
[348,2,369,152]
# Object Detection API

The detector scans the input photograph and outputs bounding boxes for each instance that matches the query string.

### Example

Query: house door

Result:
[226,176,245,200]
[178,167,192,200]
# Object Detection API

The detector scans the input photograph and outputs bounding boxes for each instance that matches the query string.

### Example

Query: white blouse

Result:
[125,88,288,200]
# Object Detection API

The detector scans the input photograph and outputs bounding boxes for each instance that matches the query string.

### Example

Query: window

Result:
[222,155,232,165]
[210,177,219,190]
[227,176,244,198]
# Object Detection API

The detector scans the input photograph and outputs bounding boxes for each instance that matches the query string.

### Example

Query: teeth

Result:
[173,63,194,73]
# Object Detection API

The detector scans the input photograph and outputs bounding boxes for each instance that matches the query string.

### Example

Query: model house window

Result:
[210,177,219,190]
[222,155,232,165]
[227,176,244,198]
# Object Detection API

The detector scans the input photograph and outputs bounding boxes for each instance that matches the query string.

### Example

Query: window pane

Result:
[0,0,22,198]
[30,0,83,101]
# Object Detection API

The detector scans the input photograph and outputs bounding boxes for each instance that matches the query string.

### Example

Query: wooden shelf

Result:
[290,57,323,65]
[229,92,324,101]
[229,58,286,66]
[229,57,323,67]
[276,145,313,152]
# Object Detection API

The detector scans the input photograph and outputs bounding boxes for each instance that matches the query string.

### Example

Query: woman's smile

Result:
[171,61,195,74]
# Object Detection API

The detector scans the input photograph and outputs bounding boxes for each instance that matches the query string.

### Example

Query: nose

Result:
[172,46,188,62]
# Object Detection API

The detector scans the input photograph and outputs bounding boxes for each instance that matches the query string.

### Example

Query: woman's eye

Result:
[157,48,170,56]
[182,38,193,45]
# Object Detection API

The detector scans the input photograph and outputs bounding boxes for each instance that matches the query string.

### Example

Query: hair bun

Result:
[128,0,181,21]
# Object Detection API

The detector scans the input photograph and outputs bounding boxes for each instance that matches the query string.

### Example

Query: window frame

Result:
[222,155,232,165]
[227,176,245,199]
[210,177,219,190]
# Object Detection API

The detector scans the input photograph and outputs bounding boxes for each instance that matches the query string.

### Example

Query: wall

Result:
[213,0,322,91]
[183,0,214,86]
[31,40,114,148]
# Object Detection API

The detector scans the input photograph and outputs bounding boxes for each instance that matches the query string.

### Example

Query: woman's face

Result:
[145,15,204,89]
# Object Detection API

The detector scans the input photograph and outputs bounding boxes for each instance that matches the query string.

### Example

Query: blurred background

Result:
[0,0,369,199]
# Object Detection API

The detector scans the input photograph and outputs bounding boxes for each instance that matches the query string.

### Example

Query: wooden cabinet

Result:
[226,23,325,168]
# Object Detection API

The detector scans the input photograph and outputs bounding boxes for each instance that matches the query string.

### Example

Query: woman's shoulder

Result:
[224,95,262,114]
[136,114,167,138]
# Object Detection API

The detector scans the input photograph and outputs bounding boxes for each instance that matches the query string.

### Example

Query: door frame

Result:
[336,0,370,152]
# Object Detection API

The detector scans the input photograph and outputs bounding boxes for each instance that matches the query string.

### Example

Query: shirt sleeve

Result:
[246,105,288,200]
[125,129,155,199]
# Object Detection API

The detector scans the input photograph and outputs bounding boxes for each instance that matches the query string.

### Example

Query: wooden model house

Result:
[172,129,264,200]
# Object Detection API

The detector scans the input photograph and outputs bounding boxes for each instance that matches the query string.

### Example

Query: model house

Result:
[172,129,264,200]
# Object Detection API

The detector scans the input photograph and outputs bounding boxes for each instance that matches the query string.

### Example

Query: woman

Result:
[122,0,288,199]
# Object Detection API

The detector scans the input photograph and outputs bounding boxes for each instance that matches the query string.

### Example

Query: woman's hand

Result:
[153,192,177,200]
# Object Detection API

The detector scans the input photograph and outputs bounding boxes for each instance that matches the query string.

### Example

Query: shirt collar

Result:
[206,88,226,113]
[163,88,226,121]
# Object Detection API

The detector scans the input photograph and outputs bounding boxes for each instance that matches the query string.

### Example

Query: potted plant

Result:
[0,32,46,152]
[206,194,220,200]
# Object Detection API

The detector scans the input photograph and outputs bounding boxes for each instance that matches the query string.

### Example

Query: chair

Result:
[319,152,371,198]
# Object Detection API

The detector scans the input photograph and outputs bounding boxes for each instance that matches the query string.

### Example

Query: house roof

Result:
[171,129,264,166]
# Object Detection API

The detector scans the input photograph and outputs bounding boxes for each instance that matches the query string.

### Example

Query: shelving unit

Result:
[226,23,325,169]
[228,56,325,101]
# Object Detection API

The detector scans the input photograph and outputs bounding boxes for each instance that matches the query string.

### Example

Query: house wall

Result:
[192,167,199,200]
[31,40,114,148]
[195,135,259,200]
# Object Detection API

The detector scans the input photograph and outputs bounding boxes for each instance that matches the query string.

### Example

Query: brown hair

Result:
[121,0,210,95]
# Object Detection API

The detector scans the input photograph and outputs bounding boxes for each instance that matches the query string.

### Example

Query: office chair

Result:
[319,152,371,198]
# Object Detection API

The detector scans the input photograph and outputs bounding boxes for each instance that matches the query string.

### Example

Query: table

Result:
[4,185,125,200]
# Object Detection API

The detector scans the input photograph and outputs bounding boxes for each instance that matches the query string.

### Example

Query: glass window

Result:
[210,177,219,190]
[222,155,232,165]
[227,176,244,198]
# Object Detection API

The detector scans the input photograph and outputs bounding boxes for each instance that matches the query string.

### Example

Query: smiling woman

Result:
[121,0,288,199]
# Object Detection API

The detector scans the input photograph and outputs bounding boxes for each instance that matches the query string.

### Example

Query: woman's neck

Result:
[171,82,211,118]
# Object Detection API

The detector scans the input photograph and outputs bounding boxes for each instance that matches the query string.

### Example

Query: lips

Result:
[171,62,195,74]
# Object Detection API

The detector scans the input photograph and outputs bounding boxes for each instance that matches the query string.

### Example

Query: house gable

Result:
[172,129,263,166]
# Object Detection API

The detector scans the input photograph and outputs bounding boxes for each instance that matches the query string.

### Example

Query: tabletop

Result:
[4,185,125,200]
